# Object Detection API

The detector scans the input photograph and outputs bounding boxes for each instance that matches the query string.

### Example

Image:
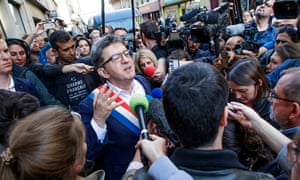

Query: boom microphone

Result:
[129,95,149,139]
[213,2,229,13]
[180,9,201,21]
[146,99,179,146]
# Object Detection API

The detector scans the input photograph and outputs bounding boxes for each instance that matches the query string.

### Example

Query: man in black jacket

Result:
[138,63,274,179]
[45,30,103,111]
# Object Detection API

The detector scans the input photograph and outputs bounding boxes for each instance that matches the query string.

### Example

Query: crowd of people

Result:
[0,0,300,179]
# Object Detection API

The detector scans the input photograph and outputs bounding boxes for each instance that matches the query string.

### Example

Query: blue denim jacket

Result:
[267,59,300,88]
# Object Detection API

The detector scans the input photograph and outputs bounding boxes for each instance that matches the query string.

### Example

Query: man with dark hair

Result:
[78,34,151,180]
[251,0,277,57]
[137,62,274,179]
[113,27,128,36]
[45,30,102,110]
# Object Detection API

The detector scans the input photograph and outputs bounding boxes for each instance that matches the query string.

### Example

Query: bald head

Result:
[225,36,245,51]
[278,67,300,103]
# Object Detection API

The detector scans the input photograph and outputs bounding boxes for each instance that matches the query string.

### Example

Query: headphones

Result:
[6,38,31,57]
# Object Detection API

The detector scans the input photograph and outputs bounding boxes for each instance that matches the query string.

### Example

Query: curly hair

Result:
[223,120,274,170]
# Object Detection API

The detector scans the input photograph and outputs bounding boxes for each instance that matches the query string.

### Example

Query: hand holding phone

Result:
[43,22,55,30]
[227,103,237,113]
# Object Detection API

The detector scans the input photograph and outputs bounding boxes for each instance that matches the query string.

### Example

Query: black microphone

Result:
[213,2,229,13]
[180,9,201,21]
[129,95,149,139]
[146,98,179,146]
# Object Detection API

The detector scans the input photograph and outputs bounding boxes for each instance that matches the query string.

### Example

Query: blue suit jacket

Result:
[78,75,151,180]
[14,77,40,101]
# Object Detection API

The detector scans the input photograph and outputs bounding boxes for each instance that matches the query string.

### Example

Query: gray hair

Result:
[92,34,125,68]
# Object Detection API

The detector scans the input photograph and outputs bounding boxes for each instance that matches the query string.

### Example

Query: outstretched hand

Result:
[62,63,94,74]
[228,101,264,129]
[93,84,124,128]
[135,134,167,163]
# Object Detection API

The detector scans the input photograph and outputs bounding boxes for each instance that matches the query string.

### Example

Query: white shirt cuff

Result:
[91,118,107,143]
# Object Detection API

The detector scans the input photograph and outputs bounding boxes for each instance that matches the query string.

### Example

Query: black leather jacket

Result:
[171,148,275,180]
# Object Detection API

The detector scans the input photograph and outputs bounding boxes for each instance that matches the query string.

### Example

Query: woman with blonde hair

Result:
[135,48,163,88]
[0,106,104,180]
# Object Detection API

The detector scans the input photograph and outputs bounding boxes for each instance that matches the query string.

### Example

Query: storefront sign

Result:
[139,1,160,14]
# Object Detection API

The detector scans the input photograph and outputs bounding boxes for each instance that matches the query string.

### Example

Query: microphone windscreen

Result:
[146,94,153,102]
[143,65,156,77]
[146,98,178,146]
[180,9,200,21]
[129,95,149,114]
[152,88,163,99]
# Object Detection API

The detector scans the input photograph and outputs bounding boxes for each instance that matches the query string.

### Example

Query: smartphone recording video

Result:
[169,32,180,40]
[43,22,55,30]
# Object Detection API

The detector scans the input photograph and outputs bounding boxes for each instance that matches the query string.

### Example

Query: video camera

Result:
[273,0,300,19]
[256,0,300,19]
[156,24,187,54]
[225,23,258,40]
[181,3,229,25]
[234,41,259,54]
[178,3,230,57]
[179,3,230,44]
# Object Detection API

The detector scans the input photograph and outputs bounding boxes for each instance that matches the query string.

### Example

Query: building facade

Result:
[0,0,84,38]
[108,0,257,25]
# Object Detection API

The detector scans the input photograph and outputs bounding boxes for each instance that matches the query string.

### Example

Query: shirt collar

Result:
[281,126,300,136]
[8,75,16,92]
[107,79,145,104]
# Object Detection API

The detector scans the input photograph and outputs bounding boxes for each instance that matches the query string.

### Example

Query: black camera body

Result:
[234,41,259,55]
[157,25,187,54]
[273,0,300,19]
[226,22,258,40]
[256,0,300,19]
[179,2,229,44]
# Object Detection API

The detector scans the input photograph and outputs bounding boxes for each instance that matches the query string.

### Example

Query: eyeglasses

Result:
[263,1,273,8]
[100,49,131,67]
[268,89,294,102]
[287,141,300,164]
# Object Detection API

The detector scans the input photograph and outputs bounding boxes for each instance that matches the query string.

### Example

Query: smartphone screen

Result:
[43,22,55,30]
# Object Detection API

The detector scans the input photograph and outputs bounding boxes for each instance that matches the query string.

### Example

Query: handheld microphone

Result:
[180,9,201,21]
[143,65,156,77]
[129,95,149,139]
[151,88,163,100]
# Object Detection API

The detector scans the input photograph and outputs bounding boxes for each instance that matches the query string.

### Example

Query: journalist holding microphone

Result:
[77,34,152,180]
